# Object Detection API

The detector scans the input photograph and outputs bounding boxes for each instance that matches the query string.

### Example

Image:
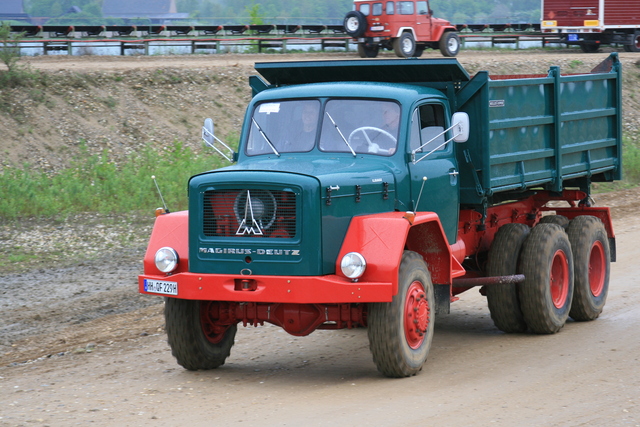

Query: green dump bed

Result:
[455,53,622,206]
[252,54,622,207]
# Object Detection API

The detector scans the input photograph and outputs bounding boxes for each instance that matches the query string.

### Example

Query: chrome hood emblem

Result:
[236,190,264,236]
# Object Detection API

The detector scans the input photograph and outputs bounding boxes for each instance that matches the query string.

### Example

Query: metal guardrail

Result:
[7,23,560,56]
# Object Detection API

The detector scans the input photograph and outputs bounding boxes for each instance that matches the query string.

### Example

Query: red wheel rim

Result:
[200,301,229,344]
[550,250,570,309]
[588,241,606,297]
[404,281,430,349]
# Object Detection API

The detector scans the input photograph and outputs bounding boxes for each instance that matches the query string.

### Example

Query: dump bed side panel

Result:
[457,54,622,206]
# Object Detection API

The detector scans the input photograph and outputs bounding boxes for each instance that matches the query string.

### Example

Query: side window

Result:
[398,1,414,15]
[410,104,447,153]
[373,3,383,15]
[386,1,395,14]
[417,1,428,14]
[359,3,371,15]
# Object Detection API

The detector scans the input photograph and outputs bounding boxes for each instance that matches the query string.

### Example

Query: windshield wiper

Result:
[252,118,280,157]
[325,112,356,157]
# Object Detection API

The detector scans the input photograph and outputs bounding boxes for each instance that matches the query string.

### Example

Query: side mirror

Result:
[452,112,470,143]
[202,118,236,162]
[203,118,215,147]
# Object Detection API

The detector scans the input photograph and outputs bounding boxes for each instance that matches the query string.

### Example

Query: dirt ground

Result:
[1,50,640,426]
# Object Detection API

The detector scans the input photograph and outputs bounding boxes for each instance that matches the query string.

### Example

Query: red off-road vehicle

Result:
[344,0,460,57]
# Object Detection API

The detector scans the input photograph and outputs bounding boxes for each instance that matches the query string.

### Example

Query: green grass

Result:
[0,133,638,221]
[0,141,231,220]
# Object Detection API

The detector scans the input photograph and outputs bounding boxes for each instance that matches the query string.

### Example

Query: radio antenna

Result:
[152,175,170,213]
[404,176,427,224]
[415,176,427,210]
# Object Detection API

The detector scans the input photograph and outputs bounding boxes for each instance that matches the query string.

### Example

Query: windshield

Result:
[246,99,400,156]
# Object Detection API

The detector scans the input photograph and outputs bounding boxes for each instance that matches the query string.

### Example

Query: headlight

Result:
[155,247,179,273]
[340,252,366,280]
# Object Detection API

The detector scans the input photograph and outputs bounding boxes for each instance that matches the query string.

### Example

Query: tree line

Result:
[21,0,540,25]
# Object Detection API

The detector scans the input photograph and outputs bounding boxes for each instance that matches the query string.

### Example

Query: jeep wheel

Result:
[357,42,379,58]
[626,32,640,52]
[165,298,237,370]
[344,11,367,38]
[519,224,574,334]
[368,251,434,377]
[486,223,530,333]
[567,216,610,321]
[439,32,460,57]
[580,42,600,53]
[393,32,416,58]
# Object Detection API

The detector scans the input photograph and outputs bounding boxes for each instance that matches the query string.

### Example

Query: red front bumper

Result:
[138,272,394,304]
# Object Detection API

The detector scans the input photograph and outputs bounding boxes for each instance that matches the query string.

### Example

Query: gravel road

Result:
[1,50,639,426]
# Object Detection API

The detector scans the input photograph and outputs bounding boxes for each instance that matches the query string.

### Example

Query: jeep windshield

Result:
[246,99,400,156]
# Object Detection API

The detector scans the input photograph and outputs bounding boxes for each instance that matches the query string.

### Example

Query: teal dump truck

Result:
[139,54,621,377]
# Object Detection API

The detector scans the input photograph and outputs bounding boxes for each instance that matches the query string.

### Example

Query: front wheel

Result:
[567,216,610,321]
[439,32,460,57]
[393,32,416,58]
[165,298,237,370]
[368,251,435,377]
[518,224,574,334]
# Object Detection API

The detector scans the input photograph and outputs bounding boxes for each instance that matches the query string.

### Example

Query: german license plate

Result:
[144,279,178,295]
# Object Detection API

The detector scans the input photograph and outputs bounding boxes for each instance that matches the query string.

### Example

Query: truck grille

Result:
[203,189,297,238]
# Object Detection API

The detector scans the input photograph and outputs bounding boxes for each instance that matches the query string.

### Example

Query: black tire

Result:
[165,298,237,370]
[344,11,367,38]
[368,251,434,377]
[519,224,574,334]
[393,32,416,58]
[567,216,610,321]
[357,42,379,58]
[580,43,600,53]
[439,31,460,57]
[627,32,640,52]
[486,223,530,333]
[413,45,425,57]
[539,214,570,229]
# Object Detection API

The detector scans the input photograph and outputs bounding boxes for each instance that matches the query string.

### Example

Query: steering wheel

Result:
[348,126,397,154]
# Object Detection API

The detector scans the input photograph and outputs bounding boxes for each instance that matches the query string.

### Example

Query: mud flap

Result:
[434,284,450,314]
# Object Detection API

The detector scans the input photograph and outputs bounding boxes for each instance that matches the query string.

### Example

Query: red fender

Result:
[143,210,189,275]
[431,26,456,44]
[336,212,465,295]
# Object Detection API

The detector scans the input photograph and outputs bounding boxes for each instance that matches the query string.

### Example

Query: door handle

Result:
[449,169,459,186]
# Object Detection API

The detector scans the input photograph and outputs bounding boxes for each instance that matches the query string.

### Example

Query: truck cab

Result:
[344,0,460,57]
[188,65,467,278]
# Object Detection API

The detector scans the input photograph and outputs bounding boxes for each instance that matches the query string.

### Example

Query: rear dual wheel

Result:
[623,32,640,52]
[486,223,530,333]
[519,224,574,334]
[567,216,610,321]
[368,251,434,377]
